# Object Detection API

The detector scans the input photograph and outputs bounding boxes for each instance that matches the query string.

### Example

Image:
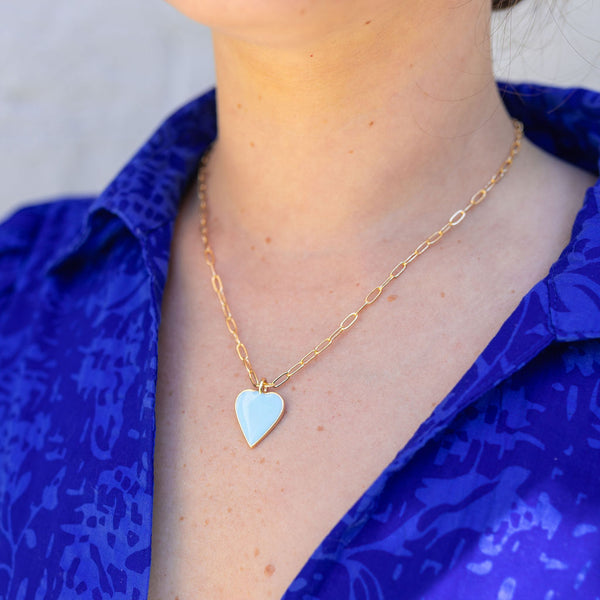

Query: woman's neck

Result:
[206,0,516,250]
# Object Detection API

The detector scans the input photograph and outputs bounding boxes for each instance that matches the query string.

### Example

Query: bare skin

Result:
[149,1,596,598]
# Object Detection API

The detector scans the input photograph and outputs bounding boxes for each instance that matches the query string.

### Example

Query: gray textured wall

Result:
[1,0,598,220]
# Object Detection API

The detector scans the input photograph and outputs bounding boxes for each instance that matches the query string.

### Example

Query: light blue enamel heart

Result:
[235,389,285,448]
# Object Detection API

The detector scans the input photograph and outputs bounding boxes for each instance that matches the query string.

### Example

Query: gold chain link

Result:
[198,119,523,391]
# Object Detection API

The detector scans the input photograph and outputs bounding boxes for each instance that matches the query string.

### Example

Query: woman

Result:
[1,0,599,598]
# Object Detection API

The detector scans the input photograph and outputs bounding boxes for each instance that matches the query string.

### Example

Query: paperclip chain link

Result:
[198,119,523,391]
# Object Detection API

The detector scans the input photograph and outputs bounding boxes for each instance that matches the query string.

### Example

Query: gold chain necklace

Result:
[198,119,523,448]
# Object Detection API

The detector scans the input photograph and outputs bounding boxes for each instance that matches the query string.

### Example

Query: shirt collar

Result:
[49,84,600,341]
[48,89,217,271]
[92,88,217,235]
[548,183,600,341]
[498,84,600,340]
[499,83,600,175]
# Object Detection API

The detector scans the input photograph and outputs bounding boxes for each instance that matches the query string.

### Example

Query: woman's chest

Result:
[147,262,526,599]
[146,179,574,598]
[148,313,442,599]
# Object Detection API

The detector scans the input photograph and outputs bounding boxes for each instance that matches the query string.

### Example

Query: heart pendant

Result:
[235,389,285,448]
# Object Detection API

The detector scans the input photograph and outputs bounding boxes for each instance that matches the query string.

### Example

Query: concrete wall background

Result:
[1,0,599,220]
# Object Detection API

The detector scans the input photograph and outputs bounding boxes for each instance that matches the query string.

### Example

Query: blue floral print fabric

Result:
[1,83,599,599]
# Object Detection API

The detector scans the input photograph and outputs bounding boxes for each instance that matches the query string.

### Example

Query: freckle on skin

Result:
[264,564,276,577]
[440,291,446,298]
[237,103,242,109]
[204,519,210,526]
[369,121,374,127]
[227,507,232,513]
[260,457,266,464]
[365,20,372,25]
[317,425,324,431]
[254,548,260,557]
[265,236,271,244]
[387,294,398,302]
[348,149,354,154]
[179,516,185,521]
[250,141,255,147]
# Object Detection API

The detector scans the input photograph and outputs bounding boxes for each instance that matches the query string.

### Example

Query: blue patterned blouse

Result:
[1,83,600,600]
